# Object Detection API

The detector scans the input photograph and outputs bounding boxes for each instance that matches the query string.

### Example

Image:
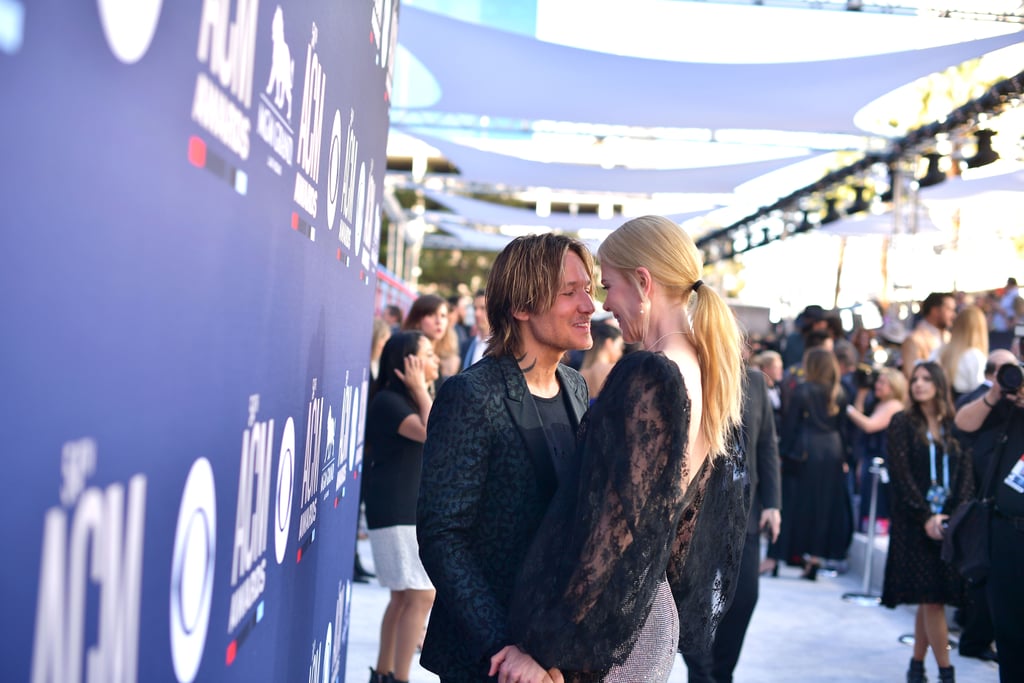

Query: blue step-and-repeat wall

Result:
[0,0,399,680]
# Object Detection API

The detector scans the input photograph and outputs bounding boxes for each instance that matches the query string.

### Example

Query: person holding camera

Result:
[954,342,1024,683]
[882,361,974,683]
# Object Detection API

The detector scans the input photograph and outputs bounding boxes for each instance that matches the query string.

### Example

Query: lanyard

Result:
[926,431,948,492]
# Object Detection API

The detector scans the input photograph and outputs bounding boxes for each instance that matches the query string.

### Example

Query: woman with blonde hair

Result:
[846,367,908,533]
[938,305,988,401]
[777,347,853,580]
[497,216,748,682]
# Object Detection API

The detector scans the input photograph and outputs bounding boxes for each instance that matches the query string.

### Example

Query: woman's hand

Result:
[924,513,948,541]
[393,354,427,391]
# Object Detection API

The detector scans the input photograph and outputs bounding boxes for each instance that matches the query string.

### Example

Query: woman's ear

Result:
[635,267,653,296]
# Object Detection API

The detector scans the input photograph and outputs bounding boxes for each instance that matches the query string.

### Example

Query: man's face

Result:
[520,251,594,354]
[933,296,957,330]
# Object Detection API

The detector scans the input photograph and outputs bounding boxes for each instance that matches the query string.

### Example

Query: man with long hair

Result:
[417,234,595,683]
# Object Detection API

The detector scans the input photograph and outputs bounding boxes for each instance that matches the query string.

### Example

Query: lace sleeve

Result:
[507,351,692,676]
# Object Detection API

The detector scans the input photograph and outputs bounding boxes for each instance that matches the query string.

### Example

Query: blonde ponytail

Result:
[690,279,744,457]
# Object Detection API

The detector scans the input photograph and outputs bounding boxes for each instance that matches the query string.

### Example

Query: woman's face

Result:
[600,266,645,344]
[416,335,440,383]
[910,366,936,405]
[417,305,449,341]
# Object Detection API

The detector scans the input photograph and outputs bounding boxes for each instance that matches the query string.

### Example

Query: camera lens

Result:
[996,362,1024,393]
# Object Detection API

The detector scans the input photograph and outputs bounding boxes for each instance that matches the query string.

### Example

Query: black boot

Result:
[368,667,391,683]
[938,665,955,683]
[907,658,927,683]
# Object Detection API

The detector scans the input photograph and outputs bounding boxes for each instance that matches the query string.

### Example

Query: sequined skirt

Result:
[604,579,678,683]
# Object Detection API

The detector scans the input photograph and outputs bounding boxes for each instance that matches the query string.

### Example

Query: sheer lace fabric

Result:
[507,351,748,682]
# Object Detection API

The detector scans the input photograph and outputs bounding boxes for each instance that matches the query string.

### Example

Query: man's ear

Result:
[512,310,529,322]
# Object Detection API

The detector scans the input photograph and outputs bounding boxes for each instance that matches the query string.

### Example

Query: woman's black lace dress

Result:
[881,411,973,608]
[507,351,749,682]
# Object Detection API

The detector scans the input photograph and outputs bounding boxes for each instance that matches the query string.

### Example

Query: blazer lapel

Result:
[556,363,589,430]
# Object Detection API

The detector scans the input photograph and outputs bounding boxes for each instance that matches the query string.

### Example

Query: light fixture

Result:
[847,185,870,214]
[793,211,815,234]
[879,164,896,203]
[917,153,946,188]
[821,197,840,224]
[966,129,999,168]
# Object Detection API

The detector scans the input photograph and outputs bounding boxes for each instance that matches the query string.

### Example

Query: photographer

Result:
[954,337,1024,683]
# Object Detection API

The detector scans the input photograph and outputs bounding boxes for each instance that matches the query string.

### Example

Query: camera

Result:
[996,362,1024,394]
[853,363,880,390]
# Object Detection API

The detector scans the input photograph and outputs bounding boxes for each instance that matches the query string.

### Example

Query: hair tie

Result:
[692,279,704,293]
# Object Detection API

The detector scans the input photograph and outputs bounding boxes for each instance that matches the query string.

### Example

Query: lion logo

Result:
[266,6,294,120]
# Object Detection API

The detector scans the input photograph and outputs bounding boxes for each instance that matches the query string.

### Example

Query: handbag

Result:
[941,426,1005,584]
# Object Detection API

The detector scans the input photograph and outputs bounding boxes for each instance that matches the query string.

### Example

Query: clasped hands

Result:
[489,645,563,683]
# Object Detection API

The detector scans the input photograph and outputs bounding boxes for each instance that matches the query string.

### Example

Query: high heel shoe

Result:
[800,562,819,582]
[758,559,778,577]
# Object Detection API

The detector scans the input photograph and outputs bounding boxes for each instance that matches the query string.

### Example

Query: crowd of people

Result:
[357,225,1022,683]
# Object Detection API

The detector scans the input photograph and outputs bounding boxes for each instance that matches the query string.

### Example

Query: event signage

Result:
[1,0,400,681]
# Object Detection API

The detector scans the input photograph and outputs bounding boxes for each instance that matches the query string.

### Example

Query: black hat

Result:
[797,305,827,330]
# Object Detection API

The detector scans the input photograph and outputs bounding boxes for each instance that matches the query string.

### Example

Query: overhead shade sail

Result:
[421,188,712,231]
[401,130,820,193]
[919,164,1024,202]
[397,6,1023,135]
[818,207,942,237]
[422,220,516,251]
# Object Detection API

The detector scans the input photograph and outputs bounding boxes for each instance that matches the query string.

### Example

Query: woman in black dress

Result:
[778,347,853,579]
[882,361,973,683]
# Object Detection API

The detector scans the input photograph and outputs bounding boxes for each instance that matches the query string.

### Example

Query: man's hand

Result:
[760,508,781,543]
[488,645,563,683]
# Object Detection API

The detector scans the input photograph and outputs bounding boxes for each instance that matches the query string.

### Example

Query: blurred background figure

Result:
[578,319,624,403]
[846,367,908,535]
[938,305,988,403]
[882,362,973,683]
[402,294,459,383]
[446,293,473,361]
[902,292,956,380]
[383,304,404,332]
[751,350,784,438]
[773,348,852,580]
[462,289,490,370]
[364,331,439,683]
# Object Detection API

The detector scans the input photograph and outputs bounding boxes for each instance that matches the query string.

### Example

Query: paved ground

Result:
[345,537,999,683]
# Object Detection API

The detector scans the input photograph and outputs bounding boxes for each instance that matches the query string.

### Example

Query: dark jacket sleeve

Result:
[778,383,807,459]
[751,372,782,511]
[886,411,933,528]
[417,371,508,661]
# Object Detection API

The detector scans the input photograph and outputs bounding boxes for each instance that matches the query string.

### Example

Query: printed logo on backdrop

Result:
[169,458,217,683]
[31,438,147,682]
[188,0,258,195]
[97,0,163,63]
[256,5,295,177]
[290,21,327,242]
[370,0,400,101]
[225,395,275,666]
[274,416,296,565]
[330,579,354,680]
[296,378,325,561]
[327,109,380,280]
[307,622,333,683]
[334,368,368,505]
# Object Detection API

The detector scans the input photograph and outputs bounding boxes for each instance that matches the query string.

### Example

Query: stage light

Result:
[917,153,946,188]
[821,197,840,224]
[966,129,999,168]
[793,211,815,234]
[847,185,870,214]
[879,164,896,203]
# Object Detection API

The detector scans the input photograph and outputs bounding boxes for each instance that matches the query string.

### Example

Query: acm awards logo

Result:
[31,438,147,683]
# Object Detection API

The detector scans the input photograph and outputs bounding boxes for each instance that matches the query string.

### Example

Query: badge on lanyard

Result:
[1003,453,1024,494]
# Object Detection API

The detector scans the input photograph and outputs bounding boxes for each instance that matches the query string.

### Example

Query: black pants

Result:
[957,580,994,656]
[682,530,760,683]
[987,515,1024,683]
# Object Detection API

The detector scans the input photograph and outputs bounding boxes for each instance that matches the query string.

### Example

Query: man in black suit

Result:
[418,234,595,683]
[683,366,781,683]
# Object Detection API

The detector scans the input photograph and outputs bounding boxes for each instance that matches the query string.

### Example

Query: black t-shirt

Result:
[363,389,422,529]
[533,391,576,485]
